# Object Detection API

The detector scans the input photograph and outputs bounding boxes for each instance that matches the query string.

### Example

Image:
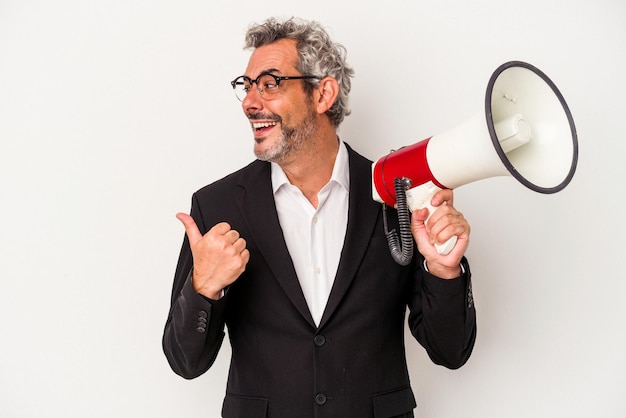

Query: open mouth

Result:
[252,120,278,135]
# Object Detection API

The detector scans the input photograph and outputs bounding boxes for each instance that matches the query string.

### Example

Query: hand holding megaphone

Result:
[372,61,578,265]
[406,181,458,255]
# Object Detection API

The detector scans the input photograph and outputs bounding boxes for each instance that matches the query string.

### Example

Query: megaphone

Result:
[372,61,578,265]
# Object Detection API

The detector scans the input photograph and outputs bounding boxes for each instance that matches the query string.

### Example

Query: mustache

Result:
[247,113,281,122]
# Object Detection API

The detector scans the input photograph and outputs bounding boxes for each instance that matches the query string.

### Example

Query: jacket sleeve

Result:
[407,256,477,369]
[162,195,228,379]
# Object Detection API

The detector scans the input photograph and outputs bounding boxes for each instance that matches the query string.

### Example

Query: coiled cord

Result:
[383,177,413,266]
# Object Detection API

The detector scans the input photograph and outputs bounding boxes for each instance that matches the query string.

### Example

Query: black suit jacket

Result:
[163,143,476,418]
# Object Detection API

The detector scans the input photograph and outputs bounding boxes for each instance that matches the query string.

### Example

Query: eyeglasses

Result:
[230,73,319,101]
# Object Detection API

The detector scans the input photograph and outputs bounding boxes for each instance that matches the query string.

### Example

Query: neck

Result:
[279,129,340,208]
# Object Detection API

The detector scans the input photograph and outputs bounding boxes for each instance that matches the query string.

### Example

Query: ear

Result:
[314,77,340,115]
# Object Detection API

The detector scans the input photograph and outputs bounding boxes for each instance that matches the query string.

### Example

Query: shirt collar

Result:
[271,140,350,194]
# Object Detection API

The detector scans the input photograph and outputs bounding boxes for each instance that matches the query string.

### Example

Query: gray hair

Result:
[244,17,354,127]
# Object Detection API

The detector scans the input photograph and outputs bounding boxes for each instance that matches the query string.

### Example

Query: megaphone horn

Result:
[372,61,578,264]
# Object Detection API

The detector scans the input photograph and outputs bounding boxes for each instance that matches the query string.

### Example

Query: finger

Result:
[432,221,462,245]
[208,222,233,235]
[434,214,471,250]
[232,237,247,253]
[411,207,429,229]
[240,248,250,265]
[431,189,454,208]
[224,229,241,244]
[429,209,461,238]
[176,213,203,244]
[411,208,436,251]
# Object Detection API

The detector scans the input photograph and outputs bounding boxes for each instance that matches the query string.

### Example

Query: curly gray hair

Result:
[244,17,354,127]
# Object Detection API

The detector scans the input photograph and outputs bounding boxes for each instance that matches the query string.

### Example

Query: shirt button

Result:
[312,216,318,224]
[314,335,326,346]
[315,393,327,405]
[314,267,321,275]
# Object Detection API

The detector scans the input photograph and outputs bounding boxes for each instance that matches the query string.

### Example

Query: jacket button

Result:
[315,393,327,405]
[196,322,207,333]
[314,335,326,346]
[198,310,208,318]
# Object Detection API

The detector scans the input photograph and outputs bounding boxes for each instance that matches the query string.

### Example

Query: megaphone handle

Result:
[405,182,458,256]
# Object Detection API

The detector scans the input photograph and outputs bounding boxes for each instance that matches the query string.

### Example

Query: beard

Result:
[253,107,317,164]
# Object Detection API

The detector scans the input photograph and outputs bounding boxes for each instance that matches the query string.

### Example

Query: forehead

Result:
[245,38,300,77]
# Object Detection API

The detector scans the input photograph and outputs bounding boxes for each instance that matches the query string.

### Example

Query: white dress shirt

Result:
[271,141,350,326]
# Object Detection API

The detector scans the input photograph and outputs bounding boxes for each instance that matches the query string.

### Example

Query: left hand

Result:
[411,189,470,279]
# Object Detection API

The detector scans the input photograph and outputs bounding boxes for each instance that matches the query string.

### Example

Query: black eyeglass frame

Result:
[230,73,320,101]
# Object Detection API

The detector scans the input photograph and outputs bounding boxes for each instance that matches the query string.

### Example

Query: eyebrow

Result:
[245,68,282,79]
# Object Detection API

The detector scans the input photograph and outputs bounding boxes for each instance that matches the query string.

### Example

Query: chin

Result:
[255,140,286,162]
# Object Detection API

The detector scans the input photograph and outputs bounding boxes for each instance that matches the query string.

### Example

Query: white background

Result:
[1,1,625,417]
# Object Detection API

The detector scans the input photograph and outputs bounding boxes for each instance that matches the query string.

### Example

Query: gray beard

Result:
[255,111,317,164]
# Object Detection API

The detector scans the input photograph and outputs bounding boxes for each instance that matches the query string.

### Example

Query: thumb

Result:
[410,208,429,232]
[410,208,434,251]
[176,212,203,245]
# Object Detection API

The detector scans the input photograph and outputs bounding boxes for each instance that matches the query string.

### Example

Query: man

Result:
[163,17,476,418]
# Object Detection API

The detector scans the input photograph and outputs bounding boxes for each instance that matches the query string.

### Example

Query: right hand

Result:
[410,189,469,279]
[176,213,250,300]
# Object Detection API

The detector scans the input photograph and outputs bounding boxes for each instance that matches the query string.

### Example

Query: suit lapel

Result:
[236,161,316,328]
[235,146,382,330]
[319,145,382,329]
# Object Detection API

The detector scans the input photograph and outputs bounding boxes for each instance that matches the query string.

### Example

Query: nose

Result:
[242,85,264,112]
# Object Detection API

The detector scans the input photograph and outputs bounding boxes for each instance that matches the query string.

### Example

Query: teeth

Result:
[252,121,277,129]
